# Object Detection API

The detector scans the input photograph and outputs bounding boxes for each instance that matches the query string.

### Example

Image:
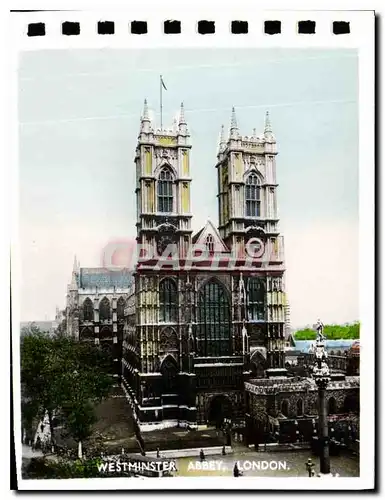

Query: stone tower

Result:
[135,100,192,259]
[128,101,197,426]
[215,109,287,373]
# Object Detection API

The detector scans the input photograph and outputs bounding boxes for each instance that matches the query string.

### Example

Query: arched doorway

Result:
[250,351,266,378]
[207,395,232,427]
[160,355,179,394]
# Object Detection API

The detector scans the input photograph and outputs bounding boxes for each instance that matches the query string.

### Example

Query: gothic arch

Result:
[250,350,266,378]
[100,326,112,339]
[80,327,93,341]
[157,166,175,213]
[296,398,304,417]
[281,399,289,417]
[154,162,177,179]
[243,166,264,183]
[245,172,262,218]
[159,327,179,352]
[82,297,94,322]
[99,297,111,321]
[160,354,179,394]
[117,296,125,320]
[198,275,230,296]
[207,394,233,426]
[328,396,337,415]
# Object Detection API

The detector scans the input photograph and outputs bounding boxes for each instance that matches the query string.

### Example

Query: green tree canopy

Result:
[21,329,114,453]
[294,322,360,340]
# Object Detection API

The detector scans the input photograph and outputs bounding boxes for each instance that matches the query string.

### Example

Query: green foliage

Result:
[23,457,118,479]
[294,322,360,340]
[20,328,114,448]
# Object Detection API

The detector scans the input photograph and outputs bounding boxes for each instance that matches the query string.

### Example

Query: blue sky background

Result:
[18,48,358,327]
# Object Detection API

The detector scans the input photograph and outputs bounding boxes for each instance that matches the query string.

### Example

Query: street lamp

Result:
[312,320,331,476]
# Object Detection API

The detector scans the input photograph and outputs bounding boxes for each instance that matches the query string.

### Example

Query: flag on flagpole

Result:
[160,75,167,91]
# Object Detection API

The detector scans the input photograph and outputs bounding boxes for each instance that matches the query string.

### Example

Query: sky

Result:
[18,48,359,327]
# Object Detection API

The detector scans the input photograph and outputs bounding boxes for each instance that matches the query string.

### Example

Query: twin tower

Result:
[125,99,287,428]
[135,99,282,261]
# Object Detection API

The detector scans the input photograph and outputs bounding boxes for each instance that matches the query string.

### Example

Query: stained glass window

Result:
[197,280,231,356]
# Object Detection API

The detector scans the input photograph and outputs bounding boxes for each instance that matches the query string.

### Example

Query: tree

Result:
[294,322,360,341]
[20,329,114,454]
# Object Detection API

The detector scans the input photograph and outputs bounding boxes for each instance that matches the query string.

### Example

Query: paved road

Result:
[176,449,359,477]
[22,444,44,459]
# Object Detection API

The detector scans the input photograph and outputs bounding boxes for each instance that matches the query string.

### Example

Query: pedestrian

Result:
[233,462,242,477]
[222,445,226,456]
[200,449,205,461]
[156,447,160,458]
[305,458,315,477]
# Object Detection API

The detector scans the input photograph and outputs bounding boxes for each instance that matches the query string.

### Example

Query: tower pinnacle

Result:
[229,107,239,139]
[179,102,187,124]
[230,106,238,130]
[218,124,226,153]
[264,111,272,134]
[142,98,150,121]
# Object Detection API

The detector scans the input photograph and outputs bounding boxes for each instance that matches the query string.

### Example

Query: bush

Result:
[23,457,134,479]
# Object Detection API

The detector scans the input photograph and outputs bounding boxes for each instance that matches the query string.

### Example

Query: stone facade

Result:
[65,259,133,376]
[122,102,289,430]
[245,375,360,445]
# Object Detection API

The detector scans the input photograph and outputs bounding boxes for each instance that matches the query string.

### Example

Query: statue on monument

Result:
[315,319,326,342]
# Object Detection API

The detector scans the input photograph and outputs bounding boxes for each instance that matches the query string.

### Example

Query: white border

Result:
[7,0,375,492]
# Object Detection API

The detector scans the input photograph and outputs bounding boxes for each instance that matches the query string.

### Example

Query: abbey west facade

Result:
[122,100,289,429]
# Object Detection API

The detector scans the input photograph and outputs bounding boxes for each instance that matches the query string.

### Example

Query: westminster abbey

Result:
[121,100,289,430]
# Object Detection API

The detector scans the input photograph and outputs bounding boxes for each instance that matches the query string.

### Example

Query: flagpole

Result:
[160,74,163,130]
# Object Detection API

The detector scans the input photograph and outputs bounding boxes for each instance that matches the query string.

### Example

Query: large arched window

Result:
[83,298,94,322]
[159,278,178,323]
[157,168,173,213]
[99,297,111,321]
[197,279,231,357]
[117,297,125,320]
[245,173,261,217]
[247,278,265,321]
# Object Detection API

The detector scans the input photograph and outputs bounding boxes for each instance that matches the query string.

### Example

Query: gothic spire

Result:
[178,101,187,135]
[73,255,79,274]
[264,110,272,134]
[179,102,186,125]
[218,124,226,153]
[230,106,238,130]
[230,107,239,138]
[142,98,150,121]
